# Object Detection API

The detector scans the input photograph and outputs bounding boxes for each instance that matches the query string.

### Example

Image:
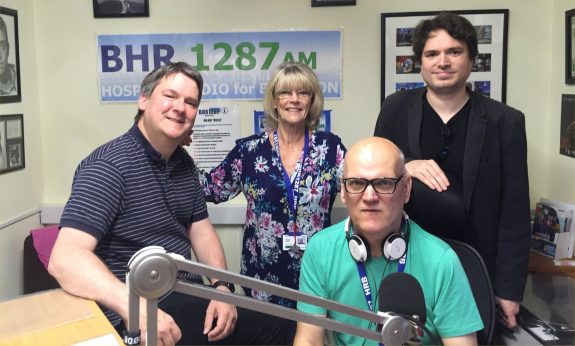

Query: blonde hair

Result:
[263,62,324,130]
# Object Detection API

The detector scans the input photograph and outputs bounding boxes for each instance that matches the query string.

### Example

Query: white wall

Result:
[0,0,42,220]
[0,0,42,299]
[549,0,575,202]
[0,213,39,298]
[33,0,556,205]
[0,0,573,299]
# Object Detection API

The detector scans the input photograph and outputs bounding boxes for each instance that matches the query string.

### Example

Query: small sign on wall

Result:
[186,104,240,171]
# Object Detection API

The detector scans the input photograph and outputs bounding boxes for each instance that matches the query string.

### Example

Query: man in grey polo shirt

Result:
[49,62,289,345]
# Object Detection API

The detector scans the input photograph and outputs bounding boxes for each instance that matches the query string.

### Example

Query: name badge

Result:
[282,233,307,251]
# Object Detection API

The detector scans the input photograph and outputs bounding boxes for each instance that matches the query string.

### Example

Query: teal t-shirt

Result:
[298,218,483,345]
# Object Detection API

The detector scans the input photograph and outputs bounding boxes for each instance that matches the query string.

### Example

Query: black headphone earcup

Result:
[382,233,407,261]
[348,234,370,262]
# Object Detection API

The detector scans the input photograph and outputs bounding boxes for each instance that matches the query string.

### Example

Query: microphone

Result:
[379,272,426,324]
[377,272,427,344]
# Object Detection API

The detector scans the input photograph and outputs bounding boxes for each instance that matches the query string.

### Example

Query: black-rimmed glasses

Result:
[342,176,405,194]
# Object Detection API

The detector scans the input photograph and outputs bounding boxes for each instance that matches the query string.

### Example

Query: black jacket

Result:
[374,87,531,301]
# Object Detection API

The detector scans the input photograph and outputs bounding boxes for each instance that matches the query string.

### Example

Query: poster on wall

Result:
[97,31,342,102]
[560,94,575,158]
[185,104,240,171]
[381,10,508,104]
[0,6,21,103]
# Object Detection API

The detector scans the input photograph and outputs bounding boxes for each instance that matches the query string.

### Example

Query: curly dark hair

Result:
[411,12,478,63]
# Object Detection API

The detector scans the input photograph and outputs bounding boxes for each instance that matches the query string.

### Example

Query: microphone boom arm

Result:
[125,246,422,346]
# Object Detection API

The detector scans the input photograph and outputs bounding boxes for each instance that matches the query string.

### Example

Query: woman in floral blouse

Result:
[200,62,346,309]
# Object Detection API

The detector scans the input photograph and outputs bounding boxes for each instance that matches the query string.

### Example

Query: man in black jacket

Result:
[374,12,531,330]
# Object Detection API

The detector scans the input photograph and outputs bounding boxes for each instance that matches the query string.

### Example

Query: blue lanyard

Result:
[273,130,309,235]
[355,247,407,346]
[355,253,407,311]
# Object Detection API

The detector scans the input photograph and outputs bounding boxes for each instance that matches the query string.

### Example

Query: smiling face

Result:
[273,82,312,128]
[263,62,324,131]
[137,72,200,148]
[420,29,473,96]
[341,138,412,245]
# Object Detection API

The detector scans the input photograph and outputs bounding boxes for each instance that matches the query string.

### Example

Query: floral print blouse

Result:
[199,130,346,308]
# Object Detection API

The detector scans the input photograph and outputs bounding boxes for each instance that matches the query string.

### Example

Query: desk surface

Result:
[0,289,122,345]
[528,252,575,279]
[519,273,575,345]
[495,254,575,346]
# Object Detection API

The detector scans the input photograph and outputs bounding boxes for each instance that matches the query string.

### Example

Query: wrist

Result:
[212,280,235,293]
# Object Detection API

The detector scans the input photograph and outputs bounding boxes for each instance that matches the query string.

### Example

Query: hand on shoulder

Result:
[405,159,449,191]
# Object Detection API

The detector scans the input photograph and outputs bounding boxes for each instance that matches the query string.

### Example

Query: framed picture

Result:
[93,0,149,18]
[560,94,575,158]
[0,6,21,103]
[381,10,508,104]
[0,114,25,174]
[311,0,356,7]
[566,9,575,85]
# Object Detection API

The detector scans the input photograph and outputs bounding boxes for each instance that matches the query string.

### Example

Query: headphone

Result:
[345,212,410,262]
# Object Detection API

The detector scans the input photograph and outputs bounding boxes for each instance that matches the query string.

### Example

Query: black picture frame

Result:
[93,0,149,18]
[0,7,21,103]
[0,114,25,174]
[559,94,575,157]
[566,9,575,85]
[311,0,356,7]
[381,9,509,105]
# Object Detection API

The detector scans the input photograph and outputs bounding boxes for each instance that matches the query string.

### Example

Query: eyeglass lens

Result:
[344,177,402,194]
[277,90,311,99]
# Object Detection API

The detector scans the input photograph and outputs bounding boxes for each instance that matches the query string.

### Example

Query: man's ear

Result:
[340,182,347,204]
[403,174,412,204]
[138,95,148,114]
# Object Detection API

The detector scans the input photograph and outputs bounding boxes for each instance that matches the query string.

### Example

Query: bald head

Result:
[341,137,411,247]
[344,137,406,177]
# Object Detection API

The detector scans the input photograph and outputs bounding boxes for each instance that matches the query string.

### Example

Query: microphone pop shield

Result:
[378,272,426,324]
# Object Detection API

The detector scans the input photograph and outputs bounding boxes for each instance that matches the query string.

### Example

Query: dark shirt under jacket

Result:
[420,96,469,181]
[405,96,470,241]
[374,87,531,302]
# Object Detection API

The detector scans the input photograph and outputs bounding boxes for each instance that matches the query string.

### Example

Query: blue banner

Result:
[97,31,342,102]
[253,110,331,135]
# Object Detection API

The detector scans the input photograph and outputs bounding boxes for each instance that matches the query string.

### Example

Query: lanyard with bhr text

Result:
[273,130,310,240]
[356,252,407,346]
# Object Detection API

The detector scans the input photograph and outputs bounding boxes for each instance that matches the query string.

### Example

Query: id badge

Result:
[282,233,307,251]
[295,234,308,250]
